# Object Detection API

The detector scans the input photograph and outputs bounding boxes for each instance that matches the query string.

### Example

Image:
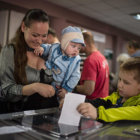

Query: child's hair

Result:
[120,57,140,83]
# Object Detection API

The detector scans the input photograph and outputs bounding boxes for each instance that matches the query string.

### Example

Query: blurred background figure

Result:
[116,53,130,65]
[127,40,140,57]
[0,43,2,52]
[0,43,1,95]
[75,31,109,99]
[46,28,60,44]
[109,53,130,94]
[79,39,87,72]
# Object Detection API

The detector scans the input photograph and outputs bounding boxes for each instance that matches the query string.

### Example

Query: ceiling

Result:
[45,0,140,36]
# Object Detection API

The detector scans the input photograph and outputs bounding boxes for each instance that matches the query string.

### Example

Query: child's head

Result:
[118,57,140,100]
[61,26,85,57]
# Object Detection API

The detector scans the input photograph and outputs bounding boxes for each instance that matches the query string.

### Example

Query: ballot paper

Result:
[58,92,85,126]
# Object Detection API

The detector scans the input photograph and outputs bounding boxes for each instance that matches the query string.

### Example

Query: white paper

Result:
[24,110,36,116]
[58,92,85,126]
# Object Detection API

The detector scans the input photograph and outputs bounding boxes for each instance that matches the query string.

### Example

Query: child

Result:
[35,26,85,99]
[77,57,140,122]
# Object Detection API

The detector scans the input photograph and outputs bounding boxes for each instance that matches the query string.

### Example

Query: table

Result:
[0,108,139,140]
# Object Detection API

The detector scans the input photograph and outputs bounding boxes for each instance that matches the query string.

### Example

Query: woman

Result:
[0,9,59,113]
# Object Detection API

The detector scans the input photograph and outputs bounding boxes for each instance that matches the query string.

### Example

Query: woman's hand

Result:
[36,83,55,97]
[77,103,97,120]
[23,83,55,97]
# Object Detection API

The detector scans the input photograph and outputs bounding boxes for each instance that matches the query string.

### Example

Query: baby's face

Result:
[117,70,140,101]
[65,42,82,57]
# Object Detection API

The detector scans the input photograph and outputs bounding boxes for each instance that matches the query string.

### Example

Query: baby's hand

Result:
[77,103,97,120]
[34,47,44,56]
[58,88,67,98]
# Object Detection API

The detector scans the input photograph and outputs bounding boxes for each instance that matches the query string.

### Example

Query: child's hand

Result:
[77,103,97,120]
[58,88,67,98]
[34,47,44,56]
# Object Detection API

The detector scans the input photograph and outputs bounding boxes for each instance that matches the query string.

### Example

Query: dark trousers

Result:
[0,94,59,114]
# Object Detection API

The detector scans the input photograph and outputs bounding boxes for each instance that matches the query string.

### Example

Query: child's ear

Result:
[138,83,140,93]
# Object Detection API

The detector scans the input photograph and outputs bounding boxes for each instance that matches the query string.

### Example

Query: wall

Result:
[9,10,24,42]
[0,0,139,73]
[0,10,9,46]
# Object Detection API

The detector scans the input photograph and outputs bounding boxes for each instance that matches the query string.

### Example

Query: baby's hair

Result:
[120,57,140,83]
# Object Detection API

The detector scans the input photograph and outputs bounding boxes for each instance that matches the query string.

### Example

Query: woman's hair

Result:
[120,57,140,83]
[10,9,49,84]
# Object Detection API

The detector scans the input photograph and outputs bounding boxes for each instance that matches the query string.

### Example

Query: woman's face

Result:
[21,21,49,49]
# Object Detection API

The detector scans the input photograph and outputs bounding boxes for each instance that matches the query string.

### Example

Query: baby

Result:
[35,26,85,99]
